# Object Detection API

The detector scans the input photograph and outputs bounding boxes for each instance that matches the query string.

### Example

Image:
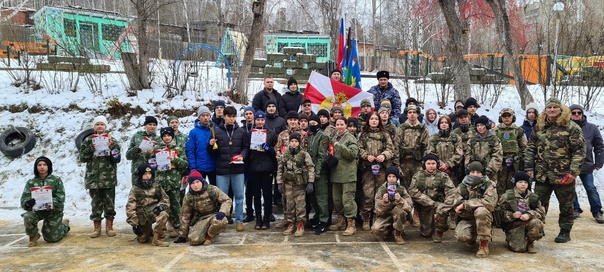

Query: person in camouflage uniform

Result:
[277,133,315,236]
[329,105,346,126]
[78,116,121,238]
[371,166,413,245]
[126,164,171,247]
[379,107,401,164]
[444,161,497,258]
[451,109,476,180]
[464,115,503,185]
[346,117,359,137]
[328,117,360,236]
[126,116,161,183]
[427,116,464,186]
[21,157,70,247]
[396,105,429,188]
[408,154,456,242]
[148,127,188,238]
[318,109,336,138]
[495,108,528,196]
[307,115,331,234]
[276,111,308,159]
[525,98,586,243]
[173,170,232,246]
[356,98,373,131]
[167,116,188,149]
[495,171,545,254]
[357,112,395,231]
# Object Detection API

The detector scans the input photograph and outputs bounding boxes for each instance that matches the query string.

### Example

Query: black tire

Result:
[0,127,36,158]
[75,128,95,151]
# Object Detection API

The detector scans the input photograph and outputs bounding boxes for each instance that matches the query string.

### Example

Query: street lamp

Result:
[552,2,564,94]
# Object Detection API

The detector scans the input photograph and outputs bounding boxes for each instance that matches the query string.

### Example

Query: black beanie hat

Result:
[464,97,480,109]
[137,163,155,180]
[317,109,330,118]
[512,171,531,186]
[309,114,321,124]
[385,166,400,180]
[34,156,53,177]
[144,116,158,126]
[160,127,175,138]
[468,161,484,173]
[406,97,419,107]
[331,69,342,77]
[475,115,490,128]
[376,70,389,79]
[347,117,358,127]
[288,77,298,87]
[422,153,439,166]
[286,110,299,120]
[289,132,301,143]
[265,100,277,110]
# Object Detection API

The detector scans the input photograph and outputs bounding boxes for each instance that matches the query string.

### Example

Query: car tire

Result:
[0,127,36,158]
[75,128,95,151]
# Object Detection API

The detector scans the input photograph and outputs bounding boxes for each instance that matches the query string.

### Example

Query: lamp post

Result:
[552,2,564,95]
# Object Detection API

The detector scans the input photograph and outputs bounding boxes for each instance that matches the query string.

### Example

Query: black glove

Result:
[24,198,36,210]
[153,205,165,215]
[306,183,314,194]
[278,184,284,194]
[215,212,226,220]
[174,237,187,243]
[132,225,142,236]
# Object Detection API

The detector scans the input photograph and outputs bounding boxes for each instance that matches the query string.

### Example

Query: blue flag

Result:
[344,38,361,90]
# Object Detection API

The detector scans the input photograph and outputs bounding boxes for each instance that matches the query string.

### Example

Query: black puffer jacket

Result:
[281,89,303,114]
[252,89,287,117]
[266,113,286,134]
[248,128,278,173]
[212,123,250,175]
[575,116,604,174]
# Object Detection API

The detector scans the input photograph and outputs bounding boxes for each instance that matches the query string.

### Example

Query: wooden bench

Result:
[2,41,56,55]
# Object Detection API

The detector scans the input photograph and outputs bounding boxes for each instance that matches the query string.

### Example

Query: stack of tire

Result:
[0,127,36,158]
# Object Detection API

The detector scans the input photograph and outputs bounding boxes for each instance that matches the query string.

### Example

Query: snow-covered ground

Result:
[1,60,602,222]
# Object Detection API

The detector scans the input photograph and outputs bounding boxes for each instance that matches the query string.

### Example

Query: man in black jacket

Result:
[252,77,287,117]
[282,77,303,114]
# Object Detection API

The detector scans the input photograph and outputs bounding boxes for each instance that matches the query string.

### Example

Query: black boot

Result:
[243,210,255,223]
[255,216,263,230]
[269,213,276,222]
[554,229,571,243]
[314,222,327,235]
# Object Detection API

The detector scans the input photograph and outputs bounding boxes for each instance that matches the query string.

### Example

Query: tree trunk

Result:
[438,0,471,101]
[136,1,151,89]
[123,52,144,91]
[233,0,266,104]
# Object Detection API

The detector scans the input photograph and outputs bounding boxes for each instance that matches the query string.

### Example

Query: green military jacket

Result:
[126,180,169,226]
[446,177,497,213]
[21,175,65,212]
[277,148,315,185]
[408,169,455,208]
[308,130,330,176]
[496,188,545,224]
[180,184,232,237]
[78,134,121,189]
[383,122,401,166]
[330,131,359,184]
[465,131,503,176]
[374,182,412,217]
[126,130,161,177]
[396,120,429,162]
[357,128,395,169]
[173,132,188,150]
[494,124,527,170]
[149,142,188,191]
[427,131,463,170]
[276,127,308,159]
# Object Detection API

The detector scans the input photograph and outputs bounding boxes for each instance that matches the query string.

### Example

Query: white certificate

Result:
[139,137,157,153]
[155,148,171,172]
[31,186,53,211]
[250,129,267,151]
[92,134,110,157]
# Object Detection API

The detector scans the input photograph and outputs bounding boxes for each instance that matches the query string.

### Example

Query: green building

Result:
[265,34,331,63]
[33,6,132,59]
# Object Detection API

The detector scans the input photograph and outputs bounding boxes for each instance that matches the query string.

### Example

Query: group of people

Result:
[21,70,603,259]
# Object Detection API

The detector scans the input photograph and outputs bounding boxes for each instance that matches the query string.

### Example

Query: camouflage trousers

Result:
[137,211,169,243]
[399,159,421,189]
[284,182,307,223]
[361,168,385,217]
[309,172,330,223]
[22,210,70,242]
[332,182,358,219]
[455,207,493,242]
[417,204,448,237]
[371,206,408,236]
[497,166,515,197]
[165,188,182,229]
[534,179,575,230]
[188,215,228,245]
[503,219,544,252]
[89,188,116,221]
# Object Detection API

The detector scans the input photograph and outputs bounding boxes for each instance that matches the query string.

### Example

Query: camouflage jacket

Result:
[173,132,188,150]
[357,128,395,169]
[180,183,232,237]
[496,188,545,224]
[494,124,527,170]
[78,134,121,189]
[525,108,586,182]
[446,176,497,213]
[330,131,359,184]
[464,131,503,176]
[374,182,412,217]
[396,120,429,162]
[20,175,65,212]
[408,170,455,208]
[322,124,336,139]
[276,127,308,159]
[126,179,169,226]
[384,122,401,166]
[308,130,330,176]
[357,112,370,131]
[149,143,189,191]
[427,130,463,170]
[126,130,161,175]
[277,148,315,185]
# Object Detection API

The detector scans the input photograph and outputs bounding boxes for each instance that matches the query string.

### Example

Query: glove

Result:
[153,205,165,215]
[215,212,226,220]
[261,143,274,153]
[174,237,187,243]
[24,198,36,210]
[132,147,142,154]
[132,225,142,236]
[278,184,284,194]
[306,183,314,194]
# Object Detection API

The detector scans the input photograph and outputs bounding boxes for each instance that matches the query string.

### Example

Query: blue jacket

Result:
[521,119,536,140]
[367,82,403,117]
[186,119,217,172]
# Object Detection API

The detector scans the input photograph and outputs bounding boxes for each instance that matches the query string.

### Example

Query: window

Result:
[102,24,124,41]
[307,42,328,58]
[64,18,76,37]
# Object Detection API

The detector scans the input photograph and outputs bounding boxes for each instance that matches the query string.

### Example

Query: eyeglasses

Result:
[571,111,582,115]
[303,104,311,107]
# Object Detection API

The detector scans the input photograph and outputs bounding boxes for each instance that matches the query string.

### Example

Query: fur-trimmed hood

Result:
[537,104,571,131]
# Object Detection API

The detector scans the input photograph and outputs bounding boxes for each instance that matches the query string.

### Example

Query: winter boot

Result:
[275,219,289,228]
[527,239,537,254]
[106,218,116,237]
[342,219,356,236]
[243,210,255,223]
[328,216,346,231]
[202,234,213,246]
[294,221,305,237]
[362,215,371,231]
[28,233,41,247]
[283,222,295,235]
[448,212,457,230]
[412,208,420,227]
[554,229,571,243]
[394,230,405,245]
[90,221,102,238]
[152,232,170,247]
[433,230,444,243]
[476,240,489,258]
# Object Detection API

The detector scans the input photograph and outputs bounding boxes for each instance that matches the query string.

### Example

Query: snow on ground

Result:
[0,60,602,222]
